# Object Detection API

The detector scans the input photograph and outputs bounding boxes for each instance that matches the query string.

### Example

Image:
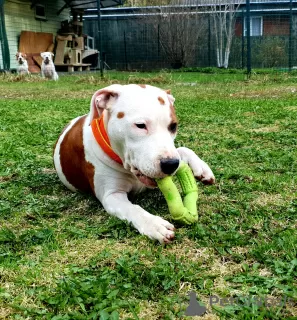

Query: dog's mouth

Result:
[19,59,23,64]
[132,168,157,188]
[136,173,157,188]
[44,59,49,65]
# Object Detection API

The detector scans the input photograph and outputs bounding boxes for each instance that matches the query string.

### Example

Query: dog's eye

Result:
[168,122,177,133]
[135,123,147,130]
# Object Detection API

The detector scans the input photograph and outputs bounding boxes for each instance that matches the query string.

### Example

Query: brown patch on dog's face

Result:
[169,103,177,124]
[168,101,178,135]
[138,84,146,88]
[117,112,125,119]
[165,89,171,94]
[158,97,165,105]
[59,116,95,193]
[16,52,26,59]
[16,52,26,64]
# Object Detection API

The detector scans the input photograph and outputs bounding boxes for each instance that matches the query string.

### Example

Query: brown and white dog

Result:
[16,52,29,75]
[53,84,215,243]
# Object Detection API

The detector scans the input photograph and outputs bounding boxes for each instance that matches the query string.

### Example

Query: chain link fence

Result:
[1,0,296,73]
[83,0,297,72]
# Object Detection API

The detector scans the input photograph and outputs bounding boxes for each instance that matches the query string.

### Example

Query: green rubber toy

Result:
[156,161,198,225]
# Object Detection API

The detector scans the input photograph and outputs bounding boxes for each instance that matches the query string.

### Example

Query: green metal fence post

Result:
[124,30,128,70]
[241,9,245,69]
[246,0,251,77]
[96,0,104,78]
[289,0,293,71]
[208,15,211,66]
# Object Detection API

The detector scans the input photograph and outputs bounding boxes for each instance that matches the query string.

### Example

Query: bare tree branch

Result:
[148,1,208,68]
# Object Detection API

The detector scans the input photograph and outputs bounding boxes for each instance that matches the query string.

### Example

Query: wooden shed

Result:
[0,0,70,71]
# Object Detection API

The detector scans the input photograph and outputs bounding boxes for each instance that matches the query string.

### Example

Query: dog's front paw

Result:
[186,159,215,185]
[177,147,215,185]
[143,216,175,244]
[193,167,215,185]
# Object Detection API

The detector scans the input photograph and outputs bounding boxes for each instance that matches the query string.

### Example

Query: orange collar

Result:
[91,114,123,165]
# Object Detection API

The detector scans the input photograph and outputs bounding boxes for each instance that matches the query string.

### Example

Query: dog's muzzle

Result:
[44,58,49,65]
[132,158,180,188]
[19,59,23,64]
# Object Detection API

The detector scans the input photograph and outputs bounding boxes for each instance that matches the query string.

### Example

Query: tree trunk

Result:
[224,12,233,68]
[211,0,243,69]
[212,13,221,68]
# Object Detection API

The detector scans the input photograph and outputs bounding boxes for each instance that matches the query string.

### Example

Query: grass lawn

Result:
[0,71,296,319]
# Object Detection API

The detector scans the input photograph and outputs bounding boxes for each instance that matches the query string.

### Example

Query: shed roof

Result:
[62,0,124,10]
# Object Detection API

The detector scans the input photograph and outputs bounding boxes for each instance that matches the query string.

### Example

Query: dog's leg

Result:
[177,147,215,184]
[102,192,175,244]
[41,65,45,78]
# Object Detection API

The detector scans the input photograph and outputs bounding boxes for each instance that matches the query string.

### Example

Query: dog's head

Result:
[41,52,54,65]
[16,52,27,65]
[89,84,181,187]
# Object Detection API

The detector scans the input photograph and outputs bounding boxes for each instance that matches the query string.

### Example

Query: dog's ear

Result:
[40,52,45,58]
[16,52,19,59]
[51,53,54,57]
[89,84,122,123]
[165,89,175,105]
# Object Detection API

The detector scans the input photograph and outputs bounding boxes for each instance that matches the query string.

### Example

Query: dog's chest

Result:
[18,65,28,73]
[43,64,55,76]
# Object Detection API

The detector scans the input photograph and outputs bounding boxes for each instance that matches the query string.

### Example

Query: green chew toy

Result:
[156,161,198,225]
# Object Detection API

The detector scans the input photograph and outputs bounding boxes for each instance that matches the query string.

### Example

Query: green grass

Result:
[0,71,296,319]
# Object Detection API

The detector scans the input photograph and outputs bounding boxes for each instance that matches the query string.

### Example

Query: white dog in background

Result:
[40,52,59,81]
[16,52,30,75]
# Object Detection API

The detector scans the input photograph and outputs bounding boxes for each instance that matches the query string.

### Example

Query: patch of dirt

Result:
[252,192,285,206]
[250,125,280,133]
[284,106,297,111]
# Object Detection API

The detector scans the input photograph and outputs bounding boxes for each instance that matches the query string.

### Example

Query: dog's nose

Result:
[160,158,180,175]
